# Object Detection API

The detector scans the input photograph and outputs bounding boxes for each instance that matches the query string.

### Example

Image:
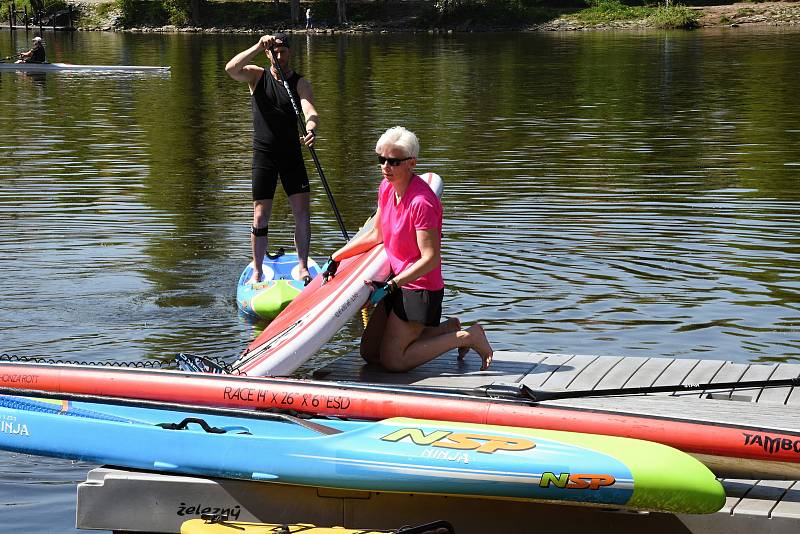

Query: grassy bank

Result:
[64,0,798,31]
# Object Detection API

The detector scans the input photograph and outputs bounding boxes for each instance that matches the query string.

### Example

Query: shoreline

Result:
[63,1,800,33]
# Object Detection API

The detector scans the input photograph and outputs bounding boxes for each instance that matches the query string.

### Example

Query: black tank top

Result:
[29,46,45,63]
[251,69,303,151]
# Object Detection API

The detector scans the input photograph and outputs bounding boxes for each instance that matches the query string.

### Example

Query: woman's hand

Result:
[321,256,340,283]
[366,279,397,305]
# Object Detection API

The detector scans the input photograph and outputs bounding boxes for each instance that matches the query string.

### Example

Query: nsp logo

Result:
[380,427,536,454]
[540,472,616,490]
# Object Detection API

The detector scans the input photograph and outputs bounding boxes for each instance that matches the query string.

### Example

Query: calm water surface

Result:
[1,27,799,532]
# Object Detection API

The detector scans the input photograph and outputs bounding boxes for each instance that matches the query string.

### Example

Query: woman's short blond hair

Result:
[375,126,419,158]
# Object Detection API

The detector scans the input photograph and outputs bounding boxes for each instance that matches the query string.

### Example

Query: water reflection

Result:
[1,28,800,532]
[0,29,799,371]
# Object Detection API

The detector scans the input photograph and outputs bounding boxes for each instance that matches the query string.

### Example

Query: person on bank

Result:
[16,36,46,64]
[306,7,313,30]
[225,33,318,285]
[322,126,494,372]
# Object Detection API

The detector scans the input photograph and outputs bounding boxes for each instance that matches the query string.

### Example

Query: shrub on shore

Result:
[572,0,650,24]
[571,0,699,28]
[648,4,699,28]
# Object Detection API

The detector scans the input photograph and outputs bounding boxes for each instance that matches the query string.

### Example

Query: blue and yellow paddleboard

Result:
[236,251,320,320]
[0,395,725,514]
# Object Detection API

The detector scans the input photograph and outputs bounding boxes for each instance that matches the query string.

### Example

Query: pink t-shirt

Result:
[378,175,444,291]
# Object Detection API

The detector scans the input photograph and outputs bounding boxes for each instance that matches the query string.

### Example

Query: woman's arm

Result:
[391,228,440,287]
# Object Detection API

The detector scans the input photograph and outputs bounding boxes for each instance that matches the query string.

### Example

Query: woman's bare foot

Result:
[439,318,469,359]
[467,324,493,370]
[247,270,263,285]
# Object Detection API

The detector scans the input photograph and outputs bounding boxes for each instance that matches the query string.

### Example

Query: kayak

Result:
[233,172,443,376]
[0,394,724,513]
[0,62,171,72]
[1,360,797,480]
[181,519,453,534]
[236,251,320,320]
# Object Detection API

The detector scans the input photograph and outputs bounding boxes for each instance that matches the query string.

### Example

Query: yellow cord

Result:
[361,306,369,329]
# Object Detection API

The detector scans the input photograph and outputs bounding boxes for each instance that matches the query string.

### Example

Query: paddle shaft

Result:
[167,354,800,402]
[387,376,800,402]
[525,376,800,402]
[268,47,349,241]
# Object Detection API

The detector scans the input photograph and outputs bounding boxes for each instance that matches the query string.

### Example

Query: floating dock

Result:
[76,351,800,533]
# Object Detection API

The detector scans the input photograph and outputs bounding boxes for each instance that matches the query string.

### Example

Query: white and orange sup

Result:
[232,172,444,376]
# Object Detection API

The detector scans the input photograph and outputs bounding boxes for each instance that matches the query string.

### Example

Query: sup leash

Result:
[0,352,236,374]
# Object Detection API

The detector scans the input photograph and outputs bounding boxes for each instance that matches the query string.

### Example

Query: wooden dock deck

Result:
[75,351,800,533]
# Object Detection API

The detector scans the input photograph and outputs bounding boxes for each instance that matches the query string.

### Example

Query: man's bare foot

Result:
[247,271,263,285]
[467,324,493,371]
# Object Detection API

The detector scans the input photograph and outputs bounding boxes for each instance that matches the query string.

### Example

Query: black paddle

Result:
[374,376,800,403]
[268,45,349,242]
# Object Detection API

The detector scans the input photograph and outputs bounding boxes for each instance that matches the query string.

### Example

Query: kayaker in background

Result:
[322,126,494,372]
[16,36,46,64]
[225,33,318,285]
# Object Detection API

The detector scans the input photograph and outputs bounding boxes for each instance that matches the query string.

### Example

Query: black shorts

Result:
[383,287,444,327]
[252,147,310,201]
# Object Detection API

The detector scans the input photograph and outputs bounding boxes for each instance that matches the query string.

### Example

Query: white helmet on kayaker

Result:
[32,36,43,44]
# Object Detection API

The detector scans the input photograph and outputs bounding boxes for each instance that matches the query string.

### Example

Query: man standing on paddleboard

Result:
[225,34,318,285]
[322,126,494,372]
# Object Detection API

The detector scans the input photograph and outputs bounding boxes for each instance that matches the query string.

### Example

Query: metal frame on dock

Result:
[77,467,800,534]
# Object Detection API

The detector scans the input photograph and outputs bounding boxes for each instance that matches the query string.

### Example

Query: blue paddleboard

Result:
[236,250,320,320]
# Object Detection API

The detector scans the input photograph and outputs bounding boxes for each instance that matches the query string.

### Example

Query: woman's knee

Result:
[380,351,411,373]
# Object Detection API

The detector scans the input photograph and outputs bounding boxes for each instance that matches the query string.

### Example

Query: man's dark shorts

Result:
[252,148,310,201]
[383,287,444,327]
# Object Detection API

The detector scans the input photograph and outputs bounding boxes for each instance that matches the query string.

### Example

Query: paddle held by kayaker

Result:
[322,126,494,372]
[225,33,318,286]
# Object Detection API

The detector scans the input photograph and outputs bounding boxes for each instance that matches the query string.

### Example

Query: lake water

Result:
[1,27,799,532]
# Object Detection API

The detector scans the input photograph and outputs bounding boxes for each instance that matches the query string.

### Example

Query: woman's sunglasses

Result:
[378,156,412,167]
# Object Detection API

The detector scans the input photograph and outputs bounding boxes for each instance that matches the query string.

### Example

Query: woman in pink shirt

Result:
[323,126,493,372]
